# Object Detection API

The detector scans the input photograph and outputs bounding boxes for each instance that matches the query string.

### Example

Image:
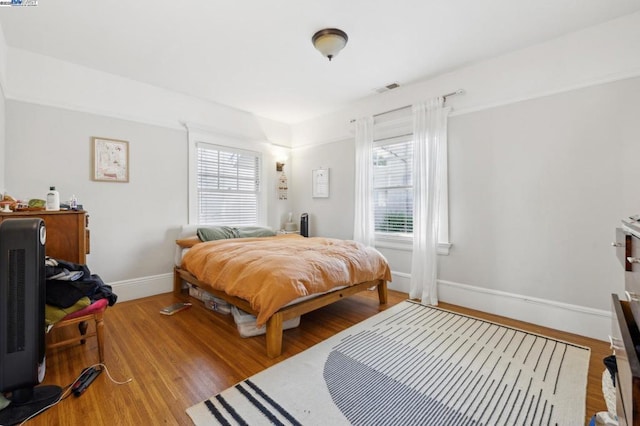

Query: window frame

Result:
[370,115,451,254]
[372,133,414,237]
[187,129,267,226]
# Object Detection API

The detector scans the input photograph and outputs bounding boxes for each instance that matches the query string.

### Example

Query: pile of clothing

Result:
[45,257,117,325]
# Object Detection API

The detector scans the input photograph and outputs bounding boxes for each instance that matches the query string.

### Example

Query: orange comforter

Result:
[181,234,391,326]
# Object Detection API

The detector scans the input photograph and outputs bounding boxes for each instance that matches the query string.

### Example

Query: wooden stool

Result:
[46,298,108,362]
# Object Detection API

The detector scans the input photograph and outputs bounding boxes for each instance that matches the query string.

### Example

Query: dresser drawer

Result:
[612,294,640,425]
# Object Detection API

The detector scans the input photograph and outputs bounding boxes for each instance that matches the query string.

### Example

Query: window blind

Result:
[196,143,261,225]
[372,135,413,234]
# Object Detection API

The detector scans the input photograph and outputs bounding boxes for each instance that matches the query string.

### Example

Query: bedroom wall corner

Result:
[264,142,294,231]
[290,138,355,239]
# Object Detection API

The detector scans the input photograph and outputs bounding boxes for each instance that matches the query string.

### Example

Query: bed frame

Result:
[173,266,388,358]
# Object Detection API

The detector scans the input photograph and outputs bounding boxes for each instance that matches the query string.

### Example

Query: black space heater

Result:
[0,218,62,425]
[300,213,309,237]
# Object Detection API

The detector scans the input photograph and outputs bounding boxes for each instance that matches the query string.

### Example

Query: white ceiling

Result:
[0,0,639,125]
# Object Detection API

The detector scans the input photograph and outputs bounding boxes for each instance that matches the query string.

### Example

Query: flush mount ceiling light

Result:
[312,28,348,61]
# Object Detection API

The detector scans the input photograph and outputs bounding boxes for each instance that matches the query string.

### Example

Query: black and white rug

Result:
[187,300,590,425]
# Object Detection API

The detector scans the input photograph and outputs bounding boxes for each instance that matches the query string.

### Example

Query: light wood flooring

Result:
[27,289,609,425]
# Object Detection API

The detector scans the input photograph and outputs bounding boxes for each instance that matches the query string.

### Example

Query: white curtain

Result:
[353,116,375,246]
[410,98,449,305]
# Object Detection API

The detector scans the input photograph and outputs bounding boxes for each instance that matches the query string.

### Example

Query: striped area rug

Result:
[187,300,590,425]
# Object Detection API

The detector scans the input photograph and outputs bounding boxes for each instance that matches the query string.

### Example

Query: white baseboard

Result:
[388,272,610,342]
[109,273,173,303]
[387,271,411,294]
[113,271,611,341]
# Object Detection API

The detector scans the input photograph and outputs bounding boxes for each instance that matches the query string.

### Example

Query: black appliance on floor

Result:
[0,219,62,425]
[300,213,309,237]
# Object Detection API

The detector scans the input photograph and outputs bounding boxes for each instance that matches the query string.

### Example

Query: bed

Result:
[173,226,391,358]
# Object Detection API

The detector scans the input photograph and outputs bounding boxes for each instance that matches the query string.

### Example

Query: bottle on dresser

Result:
[46,186,60,211]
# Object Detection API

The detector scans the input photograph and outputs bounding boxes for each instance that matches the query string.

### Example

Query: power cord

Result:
[94,363,133,385]
[16,362,132,425]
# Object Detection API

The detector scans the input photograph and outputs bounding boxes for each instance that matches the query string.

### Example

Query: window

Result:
[367,114,450,254]
[373,135,413,235]
[195,142,262,225]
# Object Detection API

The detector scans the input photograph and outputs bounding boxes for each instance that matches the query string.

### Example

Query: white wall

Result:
[5,101,186,282]
[289,12,640,340]
[440,77,639,313]
[290,139,355,238]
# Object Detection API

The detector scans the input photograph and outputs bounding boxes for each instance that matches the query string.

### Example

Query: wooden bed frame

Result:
[173,266,388,358]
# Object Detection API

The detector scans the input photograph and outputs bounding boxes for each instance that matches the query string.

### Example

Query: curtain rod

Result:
[349,89,464,123]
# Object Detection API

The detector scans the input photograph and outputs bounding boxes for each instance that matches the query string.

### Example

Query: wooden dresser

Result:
[0,210,89,264]
[612,220,640,425]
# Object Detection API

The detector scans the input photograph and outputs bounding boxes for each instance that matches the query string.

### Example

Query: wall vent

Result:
[374,82,400,94]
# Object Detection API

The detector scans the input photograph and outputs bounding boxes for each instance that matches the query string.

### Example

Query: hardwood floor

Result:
[26,290,609,425]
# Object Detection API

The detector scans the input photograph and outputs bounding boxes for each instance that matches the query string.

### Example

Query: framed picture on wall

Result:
[312,168,329,198]
[92,137,129,182]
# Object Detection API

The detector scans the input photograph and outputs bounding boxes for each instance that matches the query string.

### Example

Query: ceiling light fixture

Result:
[312,28,348,61]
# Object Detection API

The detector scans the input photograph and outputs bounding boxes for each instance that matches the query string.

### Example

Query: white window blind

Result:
[373,135,413,234]
[196,143,261,225]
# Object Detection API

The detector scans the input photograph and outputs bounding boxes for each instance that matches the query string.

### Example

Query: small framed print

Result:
[92,137,129,182]
[312,168,329,198]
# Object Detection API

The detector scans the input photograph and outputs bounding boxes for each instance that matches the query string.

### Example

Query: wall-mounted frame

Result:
[312,168,330,198]
[92,137,129,182]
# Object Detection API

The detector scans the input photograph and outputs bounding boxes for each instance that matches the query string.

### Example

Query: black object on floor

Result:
[73,367,102,397]
[0,385,62,425]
